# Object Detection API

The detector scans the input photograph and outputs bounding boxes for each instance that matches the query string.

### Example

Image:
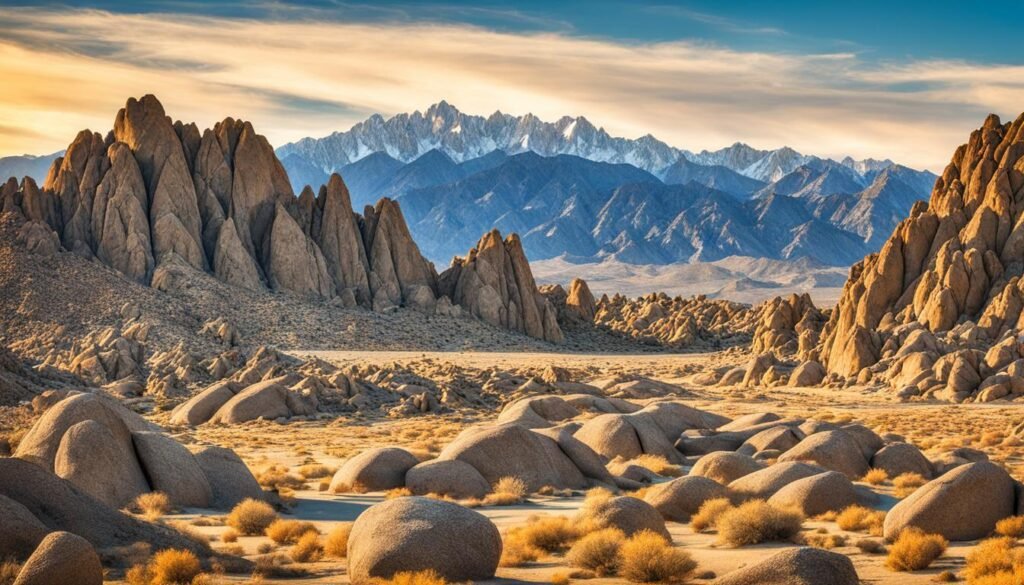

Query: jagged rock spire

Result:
[820,112,1024,377]
[4,95,564,343]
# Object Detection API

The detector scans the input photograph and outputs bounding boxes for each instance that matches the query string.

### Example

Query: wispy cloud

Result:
[0,6,1021,171]
[642,5,787,36]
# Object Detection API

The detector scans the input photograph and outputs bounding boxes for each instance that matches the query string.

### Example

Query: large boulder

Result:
[209,379,291,424]
[15,392,156,470]
[192,445,265,509]
[777,430,869,479]
[690,451,764,484]
[737,426,802,456]
[713,547,858,585]
[132,431,213,508]
[0,494,49,560]
[883,461,1015,541]
[0,458,213,557]
[589,496,670,539]
[644,476,730,522]
[405,459,490,500]
[13,531,102,585]
[347,497,501,583]
[330,447,419,493]
[767,471,859,516]
[573,414,643,461]
[532,427,618,486]
[870,443,933,479]
[839,424,885,460]
[729,462,825,500]
[438,423,587,491]
[169,381,238,426]
[53,419,150,509]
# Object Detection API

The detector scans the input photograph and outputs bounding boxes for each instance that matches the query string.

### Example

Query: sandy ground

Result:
[124,350,1024,584]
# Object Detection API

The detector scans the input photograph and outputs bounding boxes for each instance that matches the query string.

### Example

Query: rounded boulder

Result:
[870,442,933,479]
[777,430,869,479]
[729,461,825,500]
[330,447,419,493]
[767,471,859,516]
[589,496,670,539]
[405,459,490,499]
[883,461,1015,541]
[644,476,730,522]
[690,451,764,484]
[13,531,102,585]
[347,497,501,583]
[713,547,858,585]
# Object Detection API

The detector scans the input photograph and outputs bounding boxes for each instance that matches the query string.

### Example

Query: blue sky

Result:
[1,1,1022,169]
[16,0,1021,63]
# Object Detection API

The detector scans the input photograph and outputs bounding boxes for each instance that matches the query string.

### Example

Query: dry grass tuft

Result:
[855,538,886,554]
[861,468,889,485]
[551,572,570,585]
[933,570,957,582]
[221,529,238,543]
[377,569,447,585]
[227,499,277,536]
[149,549,201,585]
[964,536,1024,583]
[290,532,323,563]
[626,454,682,477]
[715,500,803,547]
[691,498,733,533]
[323,523,353,559]
[256,465,306,490]
[265,519,318,545]
[886,528,947,572]
[836,505,886,535]
[995,516,1024,538]
[297,463,335,479]
[801,532,847,549]
[893,473,928,498]
[618,530,696,583]
[134,492,173,521]
[484,476,528,506]
[0,558,21,585]
[566,528,626,576]
[506,516,581,554]
[386,487,413,499]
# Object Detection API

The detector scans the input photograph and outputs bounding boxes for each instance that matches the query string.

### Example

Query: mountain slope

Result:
[275,102,896,193]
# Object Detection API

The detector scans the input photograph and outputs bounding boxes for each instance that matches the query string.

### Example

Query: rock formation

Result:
[816,111,1024,401]
[0,95,562,342]
[439,230,563,342]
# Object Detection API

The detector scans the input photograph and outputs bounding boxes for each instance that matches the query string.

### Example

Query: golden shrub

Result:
[886,528,947,572]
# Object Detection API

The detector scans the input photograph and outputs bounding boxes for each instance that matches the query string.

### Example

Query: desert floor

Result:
[137,350,1024,584]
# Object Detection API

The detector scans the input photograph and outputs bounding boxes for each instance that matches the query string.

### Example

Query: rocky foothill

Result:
[0,95,562,343]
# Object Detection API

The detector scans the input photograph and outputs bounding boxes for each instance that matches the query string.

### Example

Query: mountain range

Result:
[277,146,935,266]
[0,101,937,270]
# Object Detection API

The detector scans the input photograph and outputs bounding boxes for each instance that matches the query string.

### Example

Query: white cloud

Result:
[0,6,1021,170]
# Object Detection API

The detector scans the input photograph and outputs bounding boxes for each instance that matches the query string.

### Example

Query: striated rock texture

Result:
[1,94,562,342]
[439,230,563,343]
[751,293,825,357]
[817,112,1024,401]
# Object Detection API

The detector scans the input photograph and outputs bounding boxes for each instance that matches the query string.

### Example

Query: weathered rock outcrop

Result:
[440,230,563,342]
[2,94,563,342]
[819,112,1024,401]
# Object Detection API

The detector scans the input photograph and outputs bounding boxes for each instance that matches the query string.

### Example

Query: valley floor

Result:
[129,350,1024,585]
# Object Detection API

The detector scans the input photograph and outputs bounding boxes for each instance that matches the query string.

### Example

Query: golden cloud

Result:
[0,7,1021,170]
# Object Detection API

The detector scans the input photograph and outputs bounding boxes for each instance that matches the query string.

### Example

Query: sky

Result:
[1,0,1022,171]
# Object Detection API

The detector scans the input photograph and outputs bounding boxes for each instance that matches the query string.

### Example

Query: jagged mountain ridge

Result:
[321,147,935,267]
[275,101,901,183]
[0,95,564,343]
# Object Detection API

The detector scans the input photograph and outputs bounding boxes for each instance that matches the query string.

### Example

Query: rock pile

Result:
[750,293,825,357]
[15,392,263,509]
[1,95,561,342]
[439,230,563,342]
[593,293,756,348]
[816,111,1024,401]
